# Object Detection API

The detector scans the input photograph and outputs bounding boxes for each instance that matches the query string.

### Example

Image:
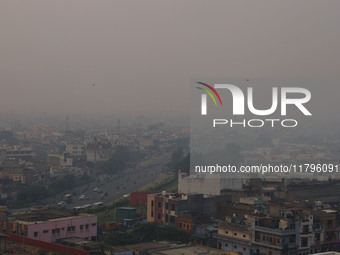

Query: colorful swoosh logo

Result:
[196,82,223,106]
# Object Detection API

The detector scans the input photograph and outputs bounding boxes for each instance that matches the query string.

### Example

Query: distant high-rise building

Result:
[65,115,69,131]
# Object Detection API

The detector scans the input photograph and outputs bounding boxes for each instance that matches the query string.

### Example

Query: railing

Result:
[255,226,296,235]
[213,233,251,244]
[253,240,297,250]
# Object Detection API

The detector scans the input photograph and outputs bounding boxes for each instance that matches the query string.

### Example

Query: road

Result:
[36,153,172,209]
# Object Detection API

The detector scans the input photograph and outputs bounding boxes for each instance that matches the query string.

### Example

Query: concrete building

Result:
[147,192,227,227]
[315,210,339,253]
[214,217,253,255]
[253,217,299,255]
[178,172,242,196]
[1,158,26,183]
[299,215,314,255]
[6,147,34,161]
[65,142,85,157]
[85,141,111,162]
[0,209,97,243]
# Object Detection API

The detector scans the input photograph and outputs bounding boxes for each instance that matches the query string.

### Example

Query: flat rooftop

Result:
[11,208,93,223]
[150,245,228,255]
[16,214,95,225]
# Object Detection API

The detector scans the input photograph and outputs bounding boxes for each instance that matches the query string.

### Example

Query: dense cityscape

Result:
[2,1,340,255]
[0,117,338,255]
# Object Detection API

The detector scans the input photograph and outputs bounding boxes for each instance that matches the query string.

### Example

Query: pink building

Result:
[10,214,97,243]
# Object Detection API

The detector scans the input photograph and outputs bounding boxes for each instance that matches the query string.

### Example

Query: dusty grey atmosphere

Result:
[1,1,340,119]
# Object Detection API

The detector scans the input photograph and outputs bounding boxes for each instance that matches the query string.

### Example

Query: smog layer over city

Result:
[1,1,340,255]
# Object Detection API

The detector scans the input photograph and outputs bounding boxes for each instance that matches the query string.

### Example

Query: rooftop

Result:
[11,208,93,223]
[149,244,228,255]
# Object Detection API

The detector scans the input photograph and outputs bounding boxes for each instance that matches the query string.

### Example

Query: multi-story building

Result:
[178,172,243,196]
[6,147,34,161]
[65,142,85,157]
[86,141,111,162]
[213,217,253,255]
[147,192,226,227]
[0,209,97,243]
[147,192,179,226]
[316,210,339,252]
[176,211,211,235]
[253,217,299,255]
[299,215,314,255]
[1,158,25,183]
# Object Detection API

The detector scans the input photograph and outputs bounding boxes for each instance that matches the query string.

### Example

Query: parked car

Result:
[58,201,67,207]
[79,195,88,200]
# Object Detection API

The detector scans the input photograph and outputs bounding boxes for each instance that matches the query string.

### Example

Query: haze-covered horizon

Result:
[1,1,340,118]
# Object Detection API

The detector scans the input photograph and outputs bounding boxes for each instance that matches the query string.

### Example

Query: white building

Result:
[178,172,243,196]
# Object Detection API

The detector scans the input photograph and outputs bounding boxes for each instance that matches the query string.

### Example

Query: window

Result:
[234,245,237,249]
[326,231,334,242]
[157,213,161,220]
[187,225,190,230]
[303,225,309,233]
[225,231,229,234]
[56,228,60,233]
[327,220,333,227]
[225,243,228,247]
[67,226,75,232]
[91,223,96,226]
[165,214,168,222]
[315,233,320,242]
[158,202,162,208]
[151,200,154,206]
[170,216,176,224]
[243,248,246,251]
[243,234,246,238]
[151,211,154,217]
[301,237,308,247]
[183,224,186,228]
[34,232,38,237]
[43,229,48,234]
[234,232,237,236]
[85,224,89,229]
[52,229,56,234]
[171,204,175,211]
[80,225,84,230]
[165,203,169,209]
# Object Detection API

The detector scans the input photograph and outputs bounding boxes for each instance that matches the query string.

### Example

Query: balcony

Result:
[253,240,297,250]
[255,226,296,235]
[213,233,251,245]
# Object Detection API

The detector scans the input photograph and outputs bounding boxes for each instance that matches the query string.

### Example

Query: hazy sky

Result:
[1,1,340,118]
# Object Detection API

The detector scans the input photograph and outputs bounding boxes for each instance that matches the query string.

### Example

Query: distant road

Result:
[36,153,172,209]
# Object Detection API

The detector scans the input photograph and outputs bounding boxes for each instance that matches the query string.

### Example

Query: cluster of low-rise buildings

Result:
[146,189,340,255]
